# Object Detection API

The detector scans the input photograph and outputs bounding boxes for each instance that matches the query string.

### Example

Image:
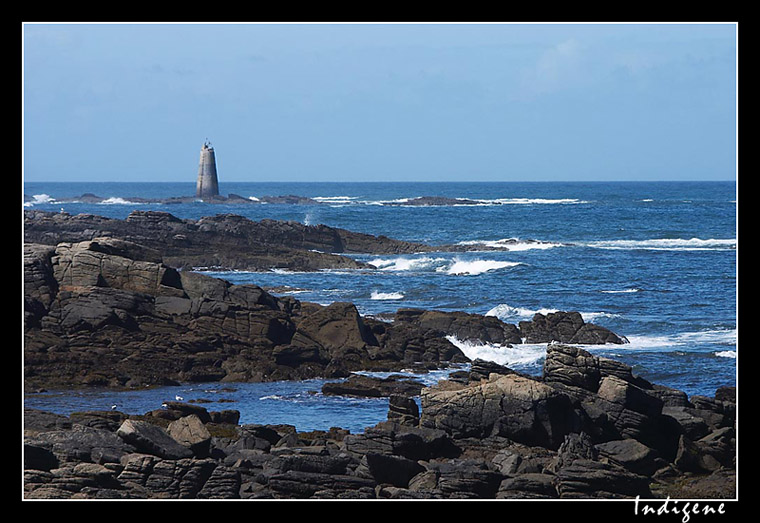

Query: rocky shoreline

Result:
[23,212,736,500]
[24,209,524,274]
[23,346,736,499]
[24,232,626,390]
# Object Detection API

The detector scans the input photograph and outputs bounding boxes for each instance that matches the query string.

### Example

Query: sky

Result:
[22,22,737,183]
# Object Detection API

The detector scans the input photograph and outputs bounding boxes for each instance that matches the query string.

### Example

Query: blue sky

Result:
[22,23,737,183]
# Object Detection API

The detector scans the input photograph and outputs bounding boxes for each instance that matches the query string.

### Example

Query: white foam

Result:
[715,351,737,359]
[446,336,546,368]
[600,288,642,294]
[313,196,361,205]
[370,291,404,300]
[615,329,737,352]
[486,304,558,320]
[368,256,447,272]
[485,303,617,323]
[24,194,55,207]
[440,259,521,276]
[482,198,587,205]
[248,196,260,202]
[587,238,736,251]
[99,197,138,205]
[458,238,564,251]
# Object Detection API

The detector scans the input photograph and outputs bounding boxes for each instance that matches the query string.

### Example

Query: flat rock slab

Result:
[117,419,193,460]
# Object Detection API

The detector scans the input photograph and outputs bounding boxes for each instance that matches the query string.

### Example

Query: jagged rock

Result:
[520,311,627,344]
[24,209,445,273]
[168,415,212,457]
[555,459,652,498]
[468,358,517,382]
[420,373,580,449]
[595,439,666,476]
[69,410,129,432]
[290,302,378,356]
[426,459,503,498]
[387,395,420,426]
[496,473,558,499]
[24,408,73,435]
[362,453,425,487]
[196,465,241,499]
[394,308,522,345]
[162,402,212,424]
[543,343,602,391]
[26,424,135,465]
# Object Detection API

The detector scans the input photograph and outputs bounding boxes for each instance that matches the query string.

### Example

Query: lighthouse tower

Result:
[195,140,220,199]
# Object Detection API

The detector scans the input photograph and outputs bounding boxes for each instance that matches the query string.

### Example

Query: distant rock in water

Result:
[383,196,485,206]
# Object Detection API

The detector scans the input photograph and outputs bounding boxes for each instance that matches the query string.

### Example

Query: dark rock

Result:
[362,453,426,487]
[387,395,420,426]
[520,311,627,344]
[116,420,194,460]
[421,373,581,449]
[24,444,59,471]
[209,410,240,425]
[322,374,424,398]
[162,402,212,424]
[497,473,558,499]
[427,459,503,498]
[468,358,517,382]
[394,308,522,345]
[595,439,666,476]
[24,408,73,434]
[555,459,653,498]
[26,424,135,465]
[715,386,736,403]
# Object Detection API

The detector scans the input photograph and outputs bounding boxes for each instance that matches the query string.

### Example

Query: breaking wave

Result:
[368,256,522,276]
[586,238,736,251]
[310,196,588,207]
[614,329,737,352]
[446,336,546,369]
[24,194,56,207]
[370,291,404,300]
[485,303,619,323]
[457,238,565,251]
[98,197,140,205]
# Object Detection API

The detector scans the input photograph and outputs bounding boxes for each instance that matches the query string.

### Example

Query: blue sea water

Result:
[23,181,738,433]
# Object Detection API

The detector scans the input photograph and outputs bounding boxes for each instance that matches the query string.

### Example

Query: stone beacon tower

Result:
[195,140,220,199]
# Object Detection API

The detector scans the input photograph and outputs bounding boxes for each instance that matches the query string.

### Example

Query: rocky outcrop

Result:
[23,234,628,391]
[23,237,473,391]
[24,209,527,274]
[24,210,467,273]
[519,311,628,344]
[23,347,736,500]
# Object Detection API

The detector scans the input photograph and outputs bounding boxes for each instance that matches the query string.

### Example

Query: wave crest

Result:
[485,303,618,323]
[368,256,522,276]
[446,336,546,368]
[587,238,736,251]
[370,291,404,300]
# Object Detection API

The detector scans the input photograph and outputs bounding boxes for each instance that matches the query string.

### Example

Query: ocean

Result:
[23,181,738,434]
